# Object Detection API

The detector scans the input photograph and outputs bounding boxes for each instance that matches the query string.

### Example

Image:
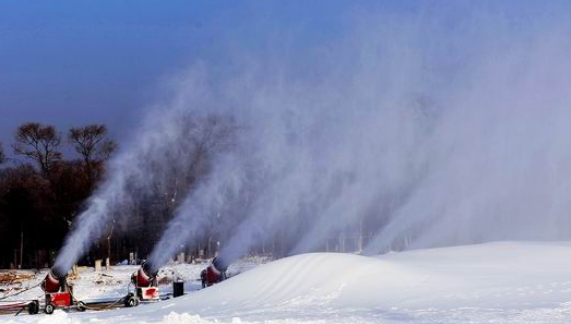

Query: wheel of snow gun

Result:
[201,270,206,289]
[28,300,39,315]
[76,301,86,312]
[44,303,55,315]
[125,295,137,307]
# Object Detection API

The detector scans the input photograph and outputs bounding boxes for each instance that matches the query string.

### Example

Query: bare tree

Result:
[69,124,116,181]
[13,123,62,177]
[0,141,5,165]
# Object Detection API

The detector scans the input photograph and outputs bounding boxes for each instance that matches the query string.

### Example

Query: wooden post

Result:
[95,260,102,273]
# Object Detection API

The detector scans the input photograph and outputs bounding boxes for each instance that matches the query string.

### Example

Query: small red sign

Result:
[50,292,72,307]
[142,287,159,300]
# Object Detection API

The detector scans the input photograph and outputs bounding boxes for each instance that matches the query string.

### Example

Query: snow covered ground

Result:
[0,258,265,306]
[3,242,571,323]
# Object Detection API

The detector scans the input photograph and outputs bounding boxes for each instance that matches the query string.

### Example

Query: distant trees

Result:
[13,123,62,178]
[67,124,117,265]
[69,124,116,183]
[0,122,117,268]
[0,118,237,268]
[0,164,62,269]
[0,116,275,269]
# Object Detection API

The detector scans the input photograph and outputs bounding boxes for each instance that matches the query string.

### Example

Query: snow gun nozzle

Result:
[142,261,159,278]
[42,269,68,293]
[50,266,67,280]
[213,257,229,273]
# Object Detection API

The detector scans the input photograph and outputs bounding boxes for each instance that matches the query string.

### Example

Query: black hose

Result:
[0,283,41,302]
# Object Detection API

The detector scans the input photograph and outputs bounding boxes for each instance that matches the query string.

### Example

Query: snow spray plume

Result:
[215,8,449,263]
[220,4,571,259]
[145,120,239,274]
[154,2,571,268]
[53,78,217,274]
[363,25,571,254]
[146,156,237,273]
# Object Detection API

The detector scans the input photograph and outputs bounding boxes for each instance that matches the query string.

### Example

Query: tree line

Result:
[0,123,115,268]
[0,118,236,269]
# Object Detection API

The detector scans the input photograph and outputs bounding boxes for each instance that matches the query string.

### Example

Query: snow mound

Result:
[36,310,80,324]
[164,242,571,312]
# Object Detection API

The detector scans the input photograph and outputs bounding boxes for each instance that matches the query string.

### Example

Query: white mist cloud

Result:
[56,2,571,271]
[53,76,225,274]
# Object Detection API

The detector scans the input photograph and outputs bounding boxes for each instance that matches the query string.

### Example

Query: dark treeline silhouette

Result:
[0,123,116,269]
[0,118,240,269]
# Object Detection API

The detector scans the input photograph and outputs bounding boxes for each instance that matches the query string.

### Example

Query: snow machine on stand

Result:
[201,257,228,288]
[125,262,160,307]
[40,270,86,314]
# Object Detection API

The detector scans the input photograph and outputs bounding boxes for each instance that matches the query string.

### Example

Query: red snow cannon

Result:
[201,257,228,288]
[40,270,85,314]
[125,262,160,307]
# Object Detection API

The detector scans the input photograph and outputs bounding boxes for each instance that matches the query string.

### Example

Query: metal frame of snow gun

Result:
[124,262,160,307]
[41,270,86,314]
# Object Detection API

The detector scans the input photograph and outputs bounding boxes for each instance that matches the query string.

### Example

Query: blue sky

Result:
[1,0,569,154]
[0,0,365,150]
[0,1,220,148]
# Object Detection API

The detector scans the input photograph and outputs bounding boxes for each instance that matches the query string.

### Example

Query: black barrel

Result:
[173,281,184,298]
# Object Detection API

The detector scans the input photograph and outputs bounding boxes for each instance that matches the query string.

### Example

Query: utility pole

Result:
[20,221,24,269]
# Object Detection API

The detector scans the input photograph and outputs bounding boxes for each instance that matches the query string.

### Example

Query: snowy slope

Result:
[4,242,571,323]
